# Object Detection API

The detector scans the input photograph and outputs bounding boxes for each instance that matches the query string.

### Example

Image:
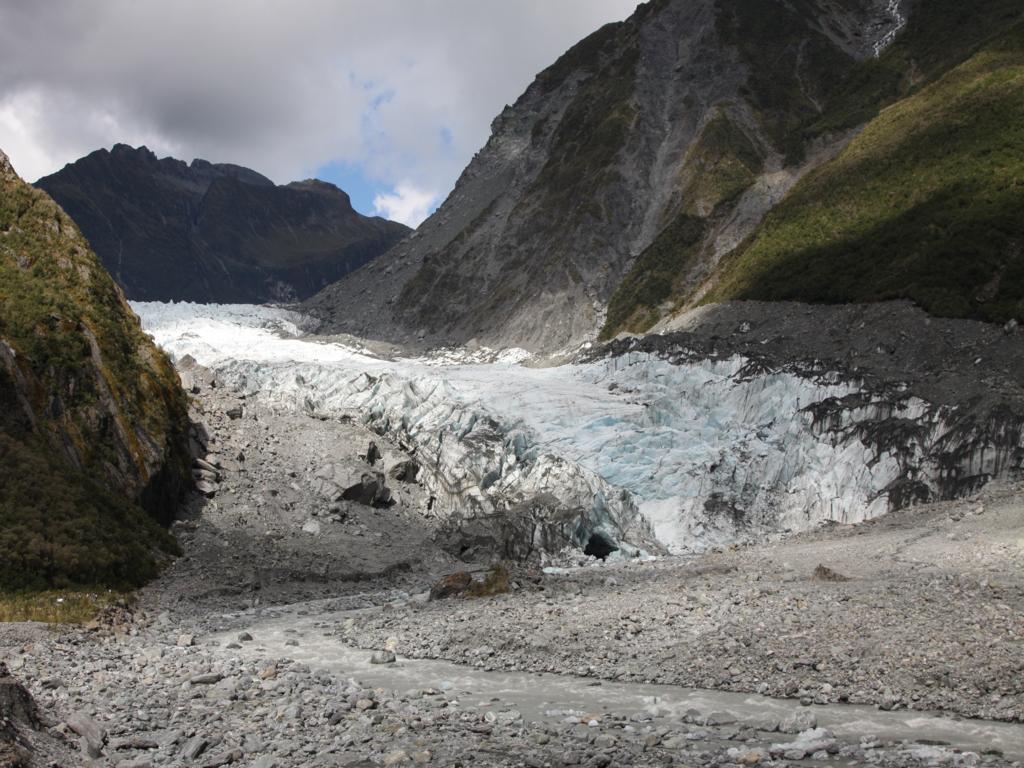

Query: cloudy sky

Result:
[0,1,638,226]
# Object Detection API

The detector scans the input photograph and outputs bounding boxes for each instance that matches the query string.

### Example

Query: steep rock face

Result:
[0,148,190,589]
[306,0,905,351]
[36,144,409,303]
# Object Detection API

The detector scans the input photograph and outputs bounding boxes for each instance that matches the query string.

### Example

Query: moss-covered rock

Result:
[0,148,190,590]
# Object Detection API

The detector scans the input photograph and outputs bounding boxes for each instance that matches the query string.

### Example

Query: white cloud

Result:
[0,0,639,194]
[372,182,439,228]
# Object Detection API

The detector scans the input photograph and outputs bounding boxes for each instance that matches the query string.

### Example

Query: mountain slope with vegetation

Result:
[37,144,409,304]
[695,19,1024,323]
[307,0,1022,350]
[607,0,1024,335]
[0,148,190,590]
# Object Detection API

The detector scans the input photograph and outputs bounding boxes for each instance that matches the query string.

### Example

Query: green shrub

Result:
[0,433,179,591]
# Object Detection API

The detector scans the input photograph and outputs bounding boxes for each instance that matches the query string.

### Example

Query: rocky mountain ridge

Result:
[36,144,409,304]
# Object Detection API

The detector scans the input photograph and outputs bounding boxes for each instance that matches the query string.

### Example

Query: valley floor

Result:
[336,479,1024,723]
[1,370,1022,767]
[2,300,1023,767]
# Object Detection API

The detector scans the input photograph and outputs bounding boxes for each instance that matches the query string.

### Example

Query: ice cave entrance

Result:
[584,532,618,560]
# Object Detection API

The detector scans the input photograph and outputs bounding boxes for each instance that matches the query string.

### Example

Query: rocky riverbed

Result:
[3,581,1023,768]
[329,481,1024,723]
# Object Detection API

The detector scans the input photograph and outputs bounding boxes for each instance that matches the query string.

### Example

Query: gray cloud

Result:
[0,0,638,214]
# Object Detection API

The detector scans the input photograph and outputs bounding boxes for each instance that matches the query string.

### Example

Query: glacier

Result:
[133,301,1020,557]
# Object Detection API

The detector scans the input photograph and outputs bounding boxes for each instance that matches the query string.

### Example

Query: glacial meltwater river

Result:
[214,602,1024,761]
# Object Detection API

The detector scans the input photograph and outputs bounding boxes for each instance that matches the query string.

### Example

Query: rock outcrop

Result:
[36,144,409,303]
[0,147,191,589]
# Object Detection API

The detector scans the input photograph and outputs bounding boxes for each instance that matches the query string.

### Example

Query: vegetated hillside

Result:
[694,19,1024,322]
[0,148,191,590]
[605,0,1024,337]
[36,144,409,304]
[306,0,908,351]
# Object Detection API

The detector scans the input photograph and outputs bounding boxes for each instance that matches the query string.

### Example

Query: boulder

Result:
[779,710,817,734]
[429,571,473,600]
[196,480,218,498]
[341,471,393,508]
[0,665,38,729]
[770,727,837,759]
[66,712,106,758]
[812,564,850,582]
[194,457,220,474]
[389,459,421,484]
[365,441,381,466]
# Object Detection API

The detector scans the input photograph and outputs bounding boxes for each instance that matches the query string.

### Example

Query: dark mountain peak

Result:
[285,179,353,206]
[288,178,339,192]
[36,147,409,303]
[190,157,274,188]
[110,142,157,162]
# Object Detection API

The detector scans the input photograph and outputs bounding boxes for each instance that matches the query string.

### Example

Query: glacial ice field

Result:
[134,301,923,554]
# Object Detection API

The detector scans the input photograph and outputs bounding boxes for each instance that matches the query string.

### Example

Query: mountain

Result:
[36,144,409,304]
[306,0,1023,352]
[0,148,191,590]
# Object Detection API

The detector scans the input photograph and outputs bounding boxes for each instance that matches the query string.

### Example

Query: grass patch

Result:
[678,111,764,216]
[0,589,132,625]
